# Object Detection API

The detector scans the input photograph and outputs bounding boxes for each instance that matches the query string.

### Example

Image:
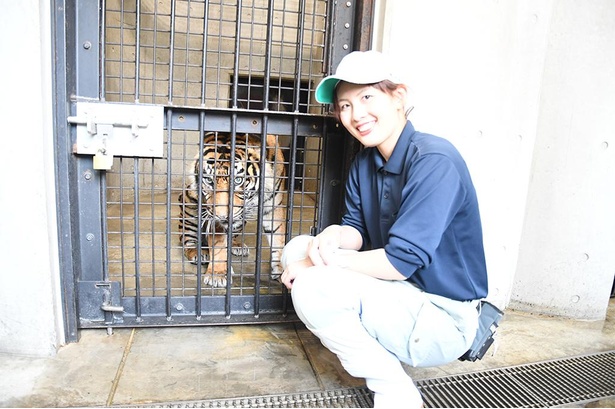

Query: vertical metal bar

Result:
[100,174,110,281]
[316,117,346,231]
[119,159,127,291]
[135,0,141,101]
[200,0,210,106]
[230,0,243,108]
[133,160,142,320]
[75,1,104,284]
[150,159,156,298]
[100,0,106,100]
[261,1,273,98]
[53,0,80,341]
[184,1,194,106]
[168,0,177,105]
[323,0,335,72]
[196,113,206,318]
[353,0,375,50]
[293,0,306,113]
[165,109,173,319]
[226,118,238,316]
[328,0,355,70]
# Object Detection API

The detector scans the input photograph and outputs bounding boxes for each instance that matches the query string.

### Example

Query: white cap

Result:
[315,50,403,104]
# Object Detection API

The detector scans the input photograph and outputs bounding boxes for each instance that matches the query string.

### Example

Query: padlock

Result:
[93,150,114,170]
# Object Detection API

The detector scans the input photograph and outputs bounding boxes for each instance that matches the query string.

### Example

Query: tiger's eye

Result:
[234,176,244,185]
[202,176,214,186]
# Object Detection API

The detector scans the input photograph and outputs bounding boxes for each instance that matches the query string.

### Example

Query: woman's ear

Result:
[394,85,409,111]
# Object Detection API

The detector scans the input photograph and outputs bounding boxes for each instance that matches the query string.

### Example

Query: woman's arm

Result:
[310,225,406,281]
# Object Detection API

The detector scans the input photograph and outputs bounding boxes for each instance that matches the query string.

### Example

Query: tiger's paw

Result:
[204,265,234,287]
[203,273,227,287]
[185,248,209,265]
[270,263,283,281]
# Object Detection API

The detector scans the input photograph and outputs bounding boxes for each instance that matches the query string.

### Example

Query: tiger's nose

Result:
[213,205,241,219]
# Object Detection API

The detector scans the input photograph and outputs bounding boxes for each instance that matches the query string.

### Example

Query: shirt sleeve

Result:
[385,153,468,277]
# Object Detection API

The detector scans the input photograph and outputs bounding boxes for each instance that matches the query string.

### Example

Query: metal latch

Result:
[67,101,164,170]
[77,280,125,325]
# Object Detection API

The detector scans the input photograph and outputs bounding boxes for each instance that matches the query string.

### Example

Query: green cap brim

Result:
[315,77,341,104]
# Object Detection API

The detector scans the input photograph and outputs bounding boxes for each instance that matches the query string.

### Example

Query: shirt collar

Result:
[374,121,416,174]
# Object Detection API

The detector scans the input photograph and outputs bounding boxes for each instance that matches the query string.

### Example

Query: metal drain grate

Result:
[118,351,614,408]
[118,387,374,408]
[416,350,615,408]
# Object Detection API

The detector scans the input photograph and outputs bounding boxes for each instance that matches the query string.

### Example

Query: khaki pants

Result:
[283,235,479,408]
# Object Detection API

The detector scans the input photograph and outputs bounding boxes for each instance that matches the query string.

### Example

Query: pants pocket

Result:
[407,302,470,367]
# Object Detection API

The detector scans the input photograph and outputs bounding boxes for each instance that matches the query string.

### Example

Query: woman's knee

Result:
[281,235,312,269]
[291,267,341,327]
[291,267,330,307]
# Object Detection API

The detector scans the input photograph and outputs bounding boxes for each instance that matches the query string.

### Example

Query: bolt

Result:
[344,23,350,29]
[83,41,92,50]
[343,44,349,50]
[86,233,95,241]
[346,1,352,7]
[84,170,92,180]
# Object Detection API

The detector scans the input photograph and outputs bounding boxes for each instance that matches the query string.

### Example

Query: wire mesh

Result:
[104,0,328,111]
[101,0,330,321]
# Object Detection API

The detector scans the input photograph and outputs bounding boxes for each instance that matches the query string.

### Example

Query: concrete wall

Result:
[376,0,615,319]
[0,1,64,355]
[512,0,615,319]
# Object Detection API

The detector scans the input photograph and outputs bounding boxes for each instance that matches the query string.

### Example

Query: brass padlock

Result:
[93,150,113,170]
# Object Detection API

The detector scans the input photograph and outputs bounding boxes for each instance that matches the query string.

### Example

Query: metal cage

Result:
[53,0,372,341]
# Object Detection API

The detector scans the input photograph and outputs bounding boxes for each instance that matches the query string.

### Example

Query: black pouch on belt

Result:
[459,301,504,362]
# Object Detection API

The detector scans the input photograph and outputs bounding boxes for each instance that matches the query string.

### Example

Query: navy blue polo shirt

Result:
[341,121,488,301]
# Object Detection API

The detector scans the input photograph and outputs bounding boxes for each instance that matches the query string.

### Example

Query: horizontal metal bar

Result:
[79,312,300,328]
[166,108,325,136]
[120,294,294,317]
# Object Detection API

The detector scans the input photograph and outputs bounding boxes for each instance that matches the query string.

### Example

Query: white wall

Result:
[376,0,615,319]
[512,0,615,319]
[0,1,64,355]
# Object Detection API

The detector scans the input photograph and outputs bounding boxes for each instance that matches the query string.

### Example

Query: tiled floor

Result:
[1,299,613,408]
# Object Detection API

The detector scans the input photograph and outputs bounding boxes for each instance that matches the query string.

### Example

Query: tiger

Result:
[178,132,287,287]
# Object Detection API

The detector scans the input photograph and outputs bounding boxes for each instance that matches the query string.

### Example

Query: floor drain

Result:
[117,387,374,408]
[417,350,615,408]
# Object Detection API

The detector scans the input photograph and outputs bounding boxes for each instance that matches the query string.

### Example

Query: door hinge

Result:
[67,101,164,170]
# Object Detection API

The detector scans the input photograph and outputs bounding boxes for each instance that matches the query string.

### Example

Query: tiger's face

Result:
[179,132,287,285]
[186,136,263,232]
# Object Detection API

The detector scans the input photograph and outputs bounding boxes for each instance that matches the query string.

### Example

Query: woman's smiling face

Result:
[335,81,408,160]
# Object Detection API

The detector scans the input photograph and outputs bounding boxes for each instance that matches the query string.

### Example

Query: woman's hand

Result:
[307,225,343,266]
[281,257,313,289]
